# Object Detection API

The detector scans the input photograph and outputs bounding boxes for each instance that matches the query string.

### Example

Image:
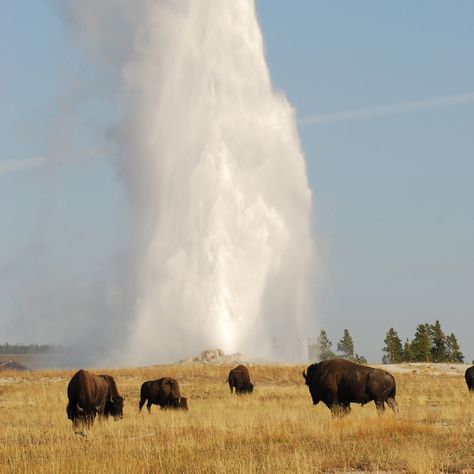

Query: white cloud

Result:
[0,148,102,176]
[301,91,474,125]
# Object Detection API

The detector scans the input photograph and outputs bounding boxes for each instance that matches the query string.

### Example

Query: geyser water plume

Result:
[71,0,315,364]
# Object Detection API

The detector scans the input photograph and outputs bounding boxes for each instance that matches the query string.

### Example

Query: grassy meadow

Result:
[0,363,473,473]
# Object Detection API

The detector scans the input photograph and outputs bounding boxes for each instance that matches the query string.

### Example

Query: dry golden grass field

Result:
[0,363,473,473]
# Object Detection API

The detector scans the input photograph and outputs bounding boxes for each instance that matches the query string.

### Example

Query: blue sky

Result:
[1,1,473,363]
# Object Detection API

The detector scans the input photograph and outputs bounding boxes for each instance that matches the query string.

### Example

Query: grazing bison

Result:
[139,377,188,412]
[465,366,474,392]
[228,365,254,394]
[66,369,124,427]
[302,359,398,416]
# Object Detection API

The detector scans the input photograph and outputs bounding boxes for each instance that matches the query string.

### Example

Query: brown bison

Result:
[465,366,474,392]
[228,365,254,394]
[302,359,398,416]
[66,369,124,427]
[139,377,188,412]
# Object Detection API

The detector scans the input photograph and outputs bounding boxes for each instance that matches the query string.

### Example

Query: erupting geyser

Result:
[123,1,314,364]
[74,1,315,364]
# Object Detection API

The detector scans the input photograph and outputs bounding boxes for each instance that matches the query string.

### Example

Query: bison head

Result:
[302,370,308,385]
[178,397,188,411]
[303,363,319,386]
[66,402,75,421]
[108,395,124,420]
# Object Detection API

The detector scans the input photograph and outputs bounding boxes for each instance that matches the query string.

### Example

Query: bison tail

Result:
[386,380,399,415]
[380,375,397,400]
[388,383,396,399]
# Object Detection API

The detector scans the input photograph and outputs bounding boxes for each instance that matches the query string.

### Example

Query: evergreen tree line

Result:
[309,320,464,364]
[308,329,367,364]
[382,321,463,363]
[0,343,61,354]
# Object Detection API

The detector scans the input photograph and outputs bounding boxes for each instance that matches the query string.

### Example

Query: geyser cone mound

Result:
[120,1,314,364]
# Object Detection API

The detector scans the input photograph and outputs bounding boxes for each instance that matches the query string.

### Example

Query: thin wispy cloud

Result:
[0,148,103,177]
[301,91,474,125]
[0,157,45,176]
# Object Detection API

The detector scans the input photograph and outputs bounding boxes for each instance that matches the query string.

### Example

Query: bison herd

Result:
[66,360,474,429]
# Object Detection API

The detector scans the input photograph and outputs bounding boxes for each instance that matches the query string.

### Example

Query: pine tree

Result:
[382,328,404,364]
[411,324,432,362]
[354,354,367,364]
[337,329,354,360]
[430,320,447,362]
[446,333,464,363]
[403,339,413,362]
[316,330,335,361]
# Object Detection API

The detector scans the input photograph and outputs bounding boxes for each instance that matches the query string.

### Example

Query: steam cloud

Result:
[9,0,315,365]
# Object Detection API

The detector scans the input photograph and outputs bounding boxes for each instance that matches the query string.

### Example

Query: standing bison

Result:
[465,366,474,392]
[66,369,124,427]
[139,377,188,412]
[302,359,398,416]
[228,365,254,394]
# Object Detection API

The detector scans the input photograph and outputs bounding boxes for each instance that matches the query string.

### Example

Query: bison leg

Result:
[146,401,153,413]
[229,381,234,393]
[375,400,386,415]
[386,397,399,415]
[329,402,350,417]
[89,408,98,426]
[80,410,94,427]
[324,392,345,417]
[139,397,146,412]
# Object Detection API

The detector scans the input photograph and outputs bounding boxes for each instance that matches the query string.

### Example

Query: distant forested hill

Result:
[0,343,61,354]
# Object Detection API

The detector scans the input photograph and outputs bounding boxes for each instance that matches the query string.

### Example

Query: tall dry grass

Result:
[0,364,473,473]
